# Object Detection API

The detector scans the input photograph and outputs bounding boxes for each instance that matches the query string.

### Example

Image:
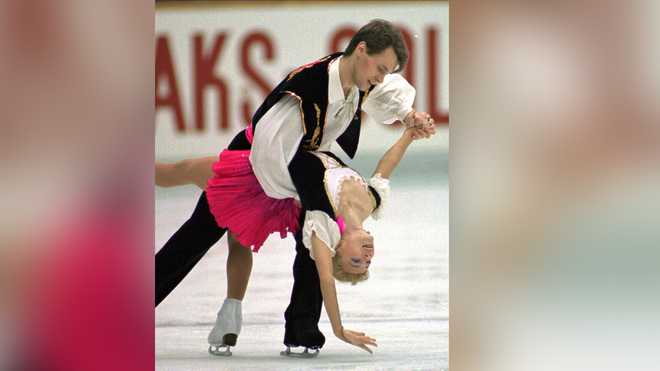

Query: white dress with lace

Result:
[301,153,390,259]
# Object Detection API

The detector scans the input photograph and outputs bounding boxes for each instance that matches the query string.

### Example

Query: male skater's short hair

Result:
[344,19,408,73]
[333,255,369,285]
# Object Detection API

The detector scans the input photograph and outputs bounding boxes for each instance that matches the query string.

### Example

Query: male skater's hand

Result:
[338,328,378,354]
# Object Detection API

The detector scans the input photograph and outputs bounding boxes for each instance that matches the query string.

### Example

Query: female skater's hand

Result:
[403,110,436,140]
[405,124,436,141]
[338,328,378,354]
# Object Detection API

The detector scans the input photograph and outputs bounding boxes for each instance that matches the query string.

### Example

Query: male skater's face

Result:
[338,229,375,274]
[354,42,399,91]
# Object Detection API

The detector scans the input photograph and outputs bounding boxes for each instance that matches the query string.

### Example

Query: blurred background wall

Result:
[155,0,448,160]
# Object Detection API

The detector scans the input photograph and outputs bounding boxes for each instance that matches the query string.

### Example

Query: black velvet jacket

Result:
[251,52,370,159]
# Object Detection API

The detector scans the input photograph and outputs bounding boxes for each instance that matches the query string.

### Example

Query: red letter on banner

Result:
[155,35,185,132]
[194,33,230,131]
[329,26,357,53]
[395,24,416,88]
[240,31,275,126]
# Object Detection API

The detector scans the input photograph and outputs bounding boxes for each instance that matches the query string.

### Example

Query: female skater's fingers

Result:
[343,328,379,352]
[346,329,365,336]
[355,334,377,346]
[412,127,426,139]
[359,344,373,354]
[363,337,378,346]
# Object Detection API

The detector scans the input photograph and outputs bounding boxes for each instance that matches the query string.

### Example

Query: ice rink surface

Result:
[155,151,448,370]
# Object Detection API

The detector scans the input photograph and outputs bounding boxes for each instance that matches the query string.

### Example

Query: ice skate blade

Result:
[208,345,232,356]
[280,346,319,358]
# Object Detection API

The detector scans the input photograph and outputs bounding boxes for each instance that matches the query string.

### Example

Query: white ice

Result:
[155,154,448,370]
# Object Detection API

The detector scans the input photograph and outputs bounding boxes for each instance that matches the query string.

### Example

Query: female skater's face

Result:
[337,229,375,274]
[353,42,399,91]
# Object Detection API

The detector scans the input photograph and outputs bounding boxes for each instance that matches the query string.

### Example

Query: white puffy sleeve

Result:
[249,95,305,200]
[361,74,416,125]
[302,210,341,260]
[368,173,390,220]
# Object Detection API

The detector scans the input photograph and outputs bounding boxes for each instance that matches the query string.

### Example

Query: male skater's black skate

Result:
[280,318,325,358]
[280,224,326,358]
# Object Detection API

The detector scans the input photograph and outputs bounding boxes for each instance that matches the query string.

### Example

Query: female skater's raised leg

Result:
[156,156,215,189]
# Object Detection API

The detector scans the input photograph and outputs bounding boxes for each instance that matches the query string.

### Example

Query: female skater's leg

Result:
[155,156,215,189]
[226,233,253,300]
[208,234,252,355]
[157,131,252,308]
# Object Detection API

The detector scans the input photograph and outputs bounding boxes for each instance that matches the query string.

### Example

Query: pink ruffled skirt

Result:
[205,148,301,252]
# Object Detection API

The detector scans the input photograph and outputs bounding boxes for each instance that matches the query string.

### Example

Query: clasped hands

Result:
[403,110,437,139]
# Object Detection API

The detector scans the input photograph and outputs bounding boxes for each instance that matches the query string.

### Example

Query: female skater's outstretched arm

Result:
[372,125,433,179]
[310,233,378,353]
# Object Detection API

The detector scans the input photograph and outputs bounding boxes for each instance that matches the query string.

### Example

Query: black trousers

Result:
[284,211,324,333]
[155,192,226,306]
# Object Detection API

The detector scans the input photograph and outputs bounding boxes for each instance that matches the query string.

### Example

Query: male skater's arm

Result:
[249,95,305,200]
[311,233,378,353]
[364,73,435,138]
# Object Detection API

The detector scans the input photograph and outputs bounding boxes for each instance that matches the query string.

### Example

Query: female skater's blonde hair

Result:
[332,255,369,285]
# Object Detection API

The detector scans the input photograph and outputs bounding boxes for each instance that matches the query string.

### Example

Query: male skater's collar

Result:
[328,56,358,105]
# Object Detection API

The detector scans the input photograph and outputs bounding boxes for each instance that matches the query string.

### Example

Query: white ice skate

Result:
[207,298,242,356]
[280,346,320,358]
